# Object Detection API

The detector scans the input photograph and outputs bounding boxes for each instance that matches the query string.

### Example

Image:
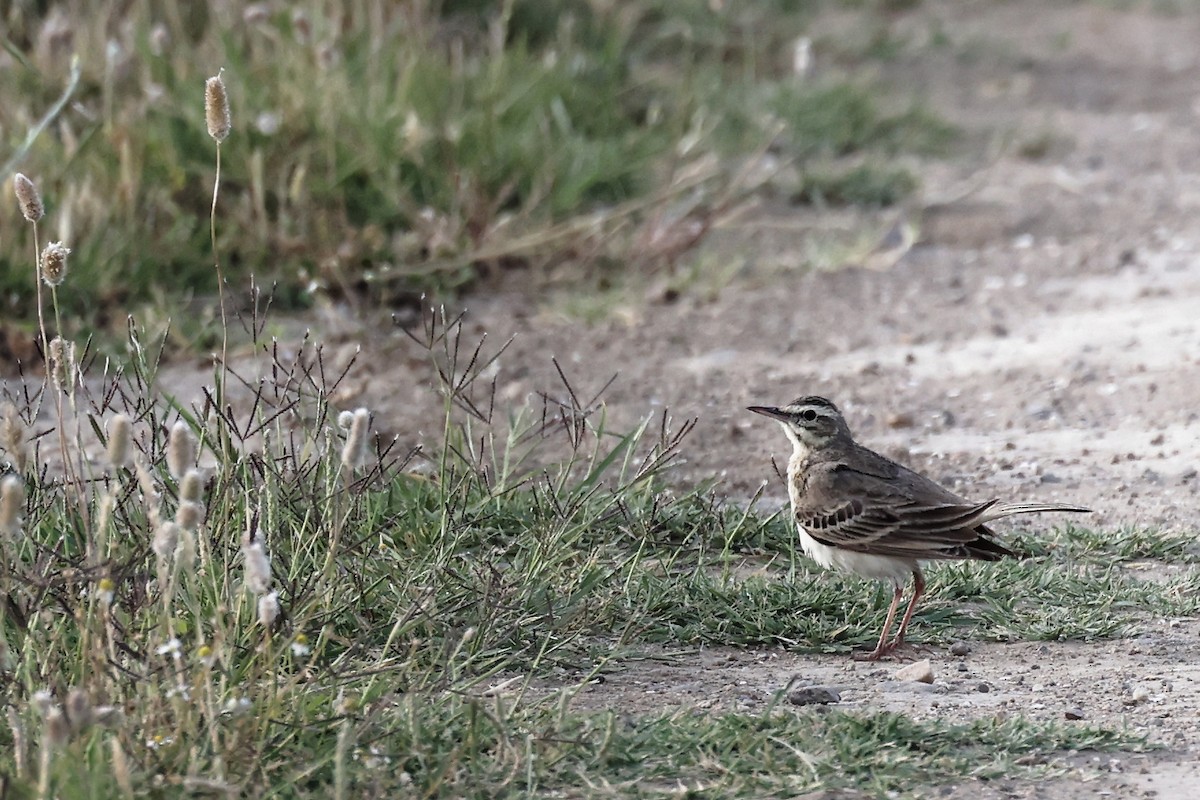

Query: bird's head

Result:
[747,396,852,455]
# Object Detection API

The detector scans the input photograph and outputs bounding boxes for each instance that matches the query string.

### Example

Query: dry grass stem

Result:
[110,739,133,799]
[6,707,26,778]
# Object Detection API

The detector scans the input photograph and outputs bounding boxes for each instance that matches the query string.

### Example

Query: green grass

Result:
[0,305,1176,796]
[1,0,955,337]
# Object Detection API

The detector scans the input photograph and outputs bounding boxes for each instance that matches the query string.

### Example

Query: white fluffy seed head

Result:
[0,474,25,538]
[175,500,204,532]
[179,469,204,503]
[31,691,54,718]
[243,540,272,595]
[106,413,131,468]
[340,407,371,472]
[258,591,279,628]
[166,421,194,481]
[152,521,180,563]
[176,526,196,573]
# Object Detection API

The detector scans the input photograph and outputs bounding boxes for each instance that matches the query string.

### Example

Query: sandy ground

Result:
[365,3,1197,794]
[14,0,1200,796]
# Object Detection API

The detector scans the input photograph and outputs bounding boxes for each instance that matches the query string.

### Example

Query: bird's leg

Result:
[889,568,926,651]
[854,580,905,661]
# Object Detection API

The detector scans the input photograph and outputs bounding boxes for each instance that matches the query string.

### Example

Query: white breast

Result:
[796,527,916,583]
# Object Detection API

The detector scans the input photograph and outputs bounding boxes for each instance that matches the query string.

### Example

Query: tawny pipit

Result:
[749,396,1089,660]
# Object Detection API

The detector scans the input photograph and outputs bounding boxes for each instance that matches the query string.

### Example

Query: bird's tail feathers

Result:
[987,502,1091,520]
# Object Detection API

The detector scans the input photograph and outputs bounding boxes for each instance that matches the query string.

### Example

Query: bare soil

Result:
[39,0,1200,796]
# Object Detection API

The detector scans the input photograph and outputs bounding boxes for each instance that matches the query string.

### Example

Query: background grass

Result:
[1,0,954,339]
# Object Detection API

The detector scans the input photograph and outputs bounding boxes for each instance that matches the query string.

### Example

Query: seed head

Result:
[0,474,25,538]
[179,468,204,503]
[111,739,134,797]
[176,526,196,572]
[205,72,231,143]
[243,539,272,595]
[1,403,27,474]
[152,520,180,563]
[13,174,43,223]
[166,420,195,480]
[340,408,371,473]
[258,590,279,628]
[175,501,204,532]
[47,337,74,393]
[65,689,93,734]
[44,707,70,747]
[106,413,131,469]
[39,241,70,287]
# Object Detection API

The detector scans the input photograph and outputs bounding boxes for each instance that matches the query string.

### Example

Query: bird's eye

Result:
[800,409,818,422]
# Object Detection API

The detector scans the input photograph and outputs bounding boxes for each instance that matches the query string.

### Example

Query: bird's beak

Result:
[747,405,789,421]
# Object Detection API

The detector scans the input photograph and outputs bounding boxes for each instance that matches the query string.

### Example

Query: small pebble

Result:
[977,682,991,693]
[1065,708,1086,721]
[1123,685,1152,706]
[895,659,934,684]
[788,687,841,706]
[950,641,971,657]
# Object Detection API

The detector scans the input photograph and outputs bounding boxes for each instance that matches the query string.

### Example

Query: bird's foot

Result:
[851,640,930,662]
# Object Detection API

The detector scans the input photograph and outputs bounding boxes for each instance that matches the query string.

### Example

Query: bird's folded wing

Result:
[799,500,997,553]
[797,466,1001,555]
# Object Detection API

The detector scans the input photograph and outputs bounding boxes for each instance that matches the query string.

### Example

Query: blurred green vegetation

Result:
[0,0,953,332]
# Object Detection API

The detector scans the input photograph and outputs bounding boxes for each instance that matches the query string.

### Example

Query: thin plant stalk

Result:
[206,71,232,442]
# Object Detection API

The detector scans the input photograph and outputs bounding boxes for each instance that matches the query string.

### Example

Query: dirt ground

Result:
[59,0,1200,795]
[411,3,1200,794]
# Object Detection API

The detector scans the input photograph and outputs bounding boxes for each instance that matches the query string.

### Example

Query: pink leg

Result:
[854,581,905,661]
[890,569,926,650]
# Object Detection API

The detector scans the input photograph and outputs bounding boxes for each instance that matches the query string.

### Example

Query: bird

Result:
[747,396,1090,660]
